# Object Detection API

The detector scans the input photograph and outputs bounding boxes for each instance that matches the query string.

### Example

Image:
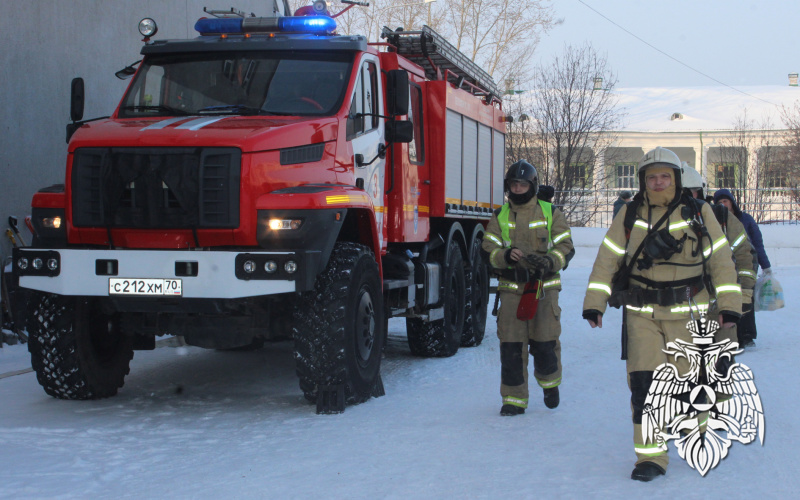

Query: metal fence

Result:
[550,188,799,228]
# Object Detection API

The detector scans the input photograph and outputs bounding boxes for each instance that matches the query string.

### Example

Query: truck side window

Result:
[408,83,424,164]
[346,61,379,139]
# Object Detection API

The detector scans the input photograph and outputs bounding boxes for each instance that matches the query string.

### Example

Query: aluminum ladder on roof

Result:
[380,25,501,103]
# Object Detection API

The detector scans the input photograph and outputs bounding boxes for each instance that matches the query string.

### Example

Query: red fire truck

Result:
[12,1,507,412]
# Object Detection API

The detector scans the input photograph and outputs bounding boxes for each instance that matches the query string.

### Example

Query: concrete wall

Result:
[0,0,274,262]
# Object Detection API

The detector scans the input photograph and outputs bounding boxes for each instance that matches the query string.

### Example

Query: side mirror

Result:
[386,120,414,143]
[115,59,141,80]
[386,70,409,116]
[70,78,85,122]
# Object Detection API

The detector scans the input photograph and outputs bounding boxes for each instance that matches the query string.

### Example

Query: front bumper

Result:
[12,248,317,299]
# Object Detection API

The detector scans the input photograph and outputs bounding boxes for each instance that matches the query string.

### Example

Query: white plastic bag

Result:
[754,272,785,312]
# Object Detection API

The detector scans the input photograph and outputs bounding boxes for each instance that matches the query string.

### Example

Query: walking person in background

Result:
[712,188,770,348]
[613,190,633,218]
[482,160,574,416]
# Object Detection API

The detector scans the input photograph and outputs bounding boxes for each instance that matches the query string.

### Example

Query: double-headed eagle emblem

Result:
[642,315,764,476]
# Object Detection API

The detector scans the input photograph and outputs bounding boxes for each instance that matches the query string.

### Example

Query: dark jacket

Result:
[713,189,771,269]
[612,197,629,219]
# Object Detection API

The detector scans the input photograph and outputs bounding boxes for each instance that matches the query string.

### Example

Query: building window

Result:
[614,162,636,188]
[567,163,591,188]
[763,162,788,188]
[713,163,737,188]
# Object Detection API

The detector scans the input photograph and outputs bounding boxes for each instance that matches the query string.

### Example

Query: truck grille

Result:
[71,147,240,229]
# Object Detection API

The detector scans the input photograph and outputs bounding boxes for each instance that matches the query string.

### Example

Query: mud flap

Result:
[316,384,346,414]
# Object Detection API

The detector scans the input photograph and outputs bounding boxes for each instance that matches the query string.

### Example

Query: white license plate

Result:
[109,278,182,296]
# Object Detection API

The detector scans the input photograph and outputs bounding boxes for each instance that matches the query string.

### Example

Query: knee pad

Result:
[500,342,525,386]
[630,371,654,424]
[529,340,558,375]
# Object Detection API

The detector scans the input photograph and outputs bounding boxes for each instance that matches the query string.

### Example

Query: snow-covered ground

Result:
[1,227,798,499]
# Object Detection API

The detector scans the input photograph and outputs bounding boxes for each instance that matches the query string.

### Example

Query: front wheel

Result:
[27,293,133,399]
[293,242,385,409]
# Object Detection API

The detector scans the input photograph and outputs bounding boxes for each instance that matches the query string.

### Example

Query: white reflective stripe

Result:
[633,220,650,230]
[635,445,668,455]
[529,220,547,229]
[502,396,528,407]
[537,377,561,388]
[550,249,565,268]
[543,278,561,289]
[626,304,655,313]
[669,220,691,231]
[731,232,746,250]
[712,236,728,253]
[484,233,502,246]
[603,237,626,256]
[716,284,742,294]
[588,282,612,295]
[490,248,505,262]
[670,303,709,313]
[552,230,571,244]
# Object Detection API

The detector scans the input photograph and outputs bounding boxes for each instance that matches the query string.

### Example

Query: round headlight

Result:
[264,261,278,273]
[138,18,158,37]
[284,261,298,274]
[243,260,256,274]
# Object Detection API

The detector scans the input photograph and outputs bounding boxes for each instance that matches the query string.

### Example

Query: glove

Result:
[720,311,740,326]
[524,253,555,278]
[582,309,602,324]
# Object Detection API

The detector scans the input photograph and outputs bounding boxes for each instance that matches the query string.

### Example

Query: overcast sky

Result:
[534,0,799,89]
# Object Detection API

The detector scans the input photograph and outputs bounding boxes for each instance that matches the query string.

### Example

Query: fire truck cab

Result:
[13,2,507,413]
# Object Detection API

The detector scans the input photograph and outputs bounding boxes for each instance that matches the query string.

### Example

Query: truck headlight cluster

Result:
[268,219,303,230]
[14,250,61,277]
[235,253,300,280]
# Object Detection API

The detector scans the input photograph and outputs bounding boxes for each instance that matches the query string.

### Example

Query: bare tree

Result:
[716,110,783,222]
[288,1,554,85]
[514,43,623,225]
[778,102,800,215]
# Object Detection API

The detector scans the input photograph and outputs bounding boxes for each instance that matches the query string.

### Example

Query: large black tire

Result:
[406,241,466,357]
[27,293,133,399]
[461,235,488,347]
[293,242,385,406]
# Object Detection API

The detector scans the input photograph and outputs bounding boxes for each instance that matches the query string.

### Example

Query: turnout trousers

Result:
[625,313,697,471]
[496,289,562,409]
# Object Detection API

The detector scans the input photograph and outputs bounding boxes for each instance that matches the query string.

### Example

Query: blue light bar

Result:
[195,15,336,36]
[278,16,336,34]
[195,18,243,34]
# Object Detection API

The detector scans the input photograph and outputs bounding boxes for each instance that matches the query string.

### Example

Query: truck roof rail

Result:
[380,25,501,105]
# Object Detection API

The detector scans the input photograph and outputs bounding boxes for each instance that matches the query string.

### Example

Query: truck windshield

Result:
[119,51,353,118]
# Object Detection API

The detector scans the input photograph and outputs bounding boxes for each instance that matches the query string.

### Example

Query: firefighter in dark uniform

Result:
[482,160,574,416]
[582,147,742,481]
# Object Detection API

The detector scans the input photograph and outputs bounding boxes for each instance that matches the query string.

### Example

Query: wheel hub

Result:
[355,289,375,362]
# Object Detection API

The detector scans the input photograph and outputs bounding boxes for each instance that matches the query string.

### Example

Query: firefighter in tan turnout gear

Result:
[582,147,742,481]
[482,160,574,416]
[681,163,757,348]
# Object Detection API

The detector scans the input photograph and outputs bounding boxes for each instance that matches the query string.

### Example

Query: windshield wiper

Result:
[197,105,266,116]
[120,105,189,116]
